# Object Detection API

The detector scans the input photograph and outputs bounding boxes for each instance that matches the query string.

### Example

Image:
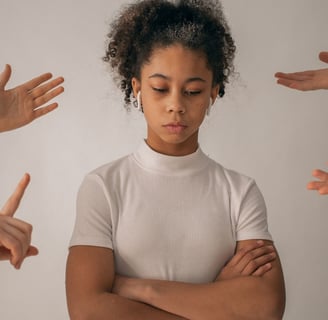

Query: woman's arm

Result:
[112,240,285,320]
[65,245,186,320]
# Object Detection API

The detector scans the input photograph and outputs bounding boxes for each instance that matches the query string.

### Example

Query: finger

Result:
[23,72,53,91]
[237,245,275,273]
[318,185,328,195]
[28,76,64,100]
[0,225,27,267]
[228,240,265,267]
[307,181,325,191]
[319,51,328,64]
[16,245,39,269]
[242,251,276,275]
[312,169,328,181]
[275,71,314,81]
[252,263,272,277]
[1,173,30,217]
[33,85,64,108]
[0,64,12,90]
[276,78,316,91]
[25,245,38,257]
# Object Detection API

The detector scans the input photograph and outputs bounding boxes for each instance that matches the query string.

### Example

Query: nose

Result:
[166,94,186,114]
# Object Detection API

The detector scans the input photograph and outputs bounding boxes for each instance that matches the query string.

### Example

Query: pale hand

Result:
[307,165,328,195]
[0,64,64,132]
[275,51,328,91]
[0,173,38,269]
[216,240,276,281]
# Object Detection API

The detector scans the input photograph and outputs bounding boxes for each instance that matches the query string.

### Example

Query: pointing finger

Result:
[1,173,30,217]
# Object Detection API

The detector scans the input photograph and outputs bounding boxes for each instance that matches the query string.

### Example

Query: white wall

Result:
[0,0,327,319]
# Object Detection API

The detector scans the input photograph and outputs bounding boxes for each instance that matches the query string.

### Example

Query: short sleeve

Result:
[69,173,113,249]
[236,181,272,242]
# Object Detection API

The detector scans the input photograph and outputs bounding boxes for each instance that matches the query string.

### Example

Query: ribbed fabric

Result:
[70,141,272,284]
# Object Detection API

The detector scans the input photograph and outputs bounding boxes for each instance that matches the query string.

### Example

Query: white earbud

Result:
[207,97,213,116]
[133,91,142,111]
[135,91,142,111]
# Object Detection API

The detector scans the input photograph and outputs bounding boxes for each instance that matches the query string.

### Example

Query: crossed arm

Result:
[66,240,285,320]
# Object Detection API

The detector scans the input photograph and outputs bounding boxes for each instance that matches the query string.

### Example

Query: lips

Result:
[163,122,187,134]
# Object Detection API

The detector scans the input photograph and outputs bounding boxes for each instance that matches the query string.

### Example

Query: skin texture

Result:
[131,45,219,156]
[0,173,38,269]
[0,65,63,268]
[275,51,328,91]
[112,240,284,320]
[0,64,64,132]
[307,167,328,195]
[66,45,285,320]
[275,51,328,195]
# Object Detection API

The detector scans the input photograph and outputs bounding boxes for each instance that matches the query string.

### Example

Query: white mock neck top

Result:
[70,141,272,283]
[133,141,209,176]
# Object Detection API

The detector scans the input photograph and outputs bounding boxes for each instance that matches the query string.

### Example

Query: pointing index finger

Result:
[1,173,30,217]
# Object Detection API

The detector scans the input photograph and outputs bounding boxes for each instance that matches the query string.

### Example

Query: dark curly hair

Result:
[104,0,236,108]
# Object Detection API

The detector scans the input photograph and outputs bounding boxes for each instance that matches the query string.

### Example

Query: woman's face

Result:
[132,44,219,156]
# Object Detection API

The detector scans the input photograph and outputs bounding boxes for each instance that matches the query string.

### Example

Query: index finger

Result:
[312,169,328,181]
[1,173,30,217]
[275,71,315,81]
[22,72,54,91]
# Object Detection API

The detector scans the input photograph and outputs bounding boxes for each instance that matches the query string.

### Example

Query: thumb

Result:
[0,64,12,90]
[319,51,328,64]
[26,245,39,257]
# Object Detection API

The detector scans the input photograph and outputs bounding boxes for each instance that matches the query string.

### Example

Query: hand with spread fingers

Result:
[307,166,328,195]
[0,173,38,269]
[0,64,64,132]
[275,51,328,91]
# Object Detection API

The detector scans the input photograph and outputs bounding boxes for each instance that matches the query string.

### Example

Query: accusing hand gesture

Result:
[0,173,38,269]
[0,64,64,132]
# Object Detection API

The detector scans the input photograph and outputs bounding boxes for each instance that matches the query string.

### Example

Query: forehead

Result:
[141,44,212,79]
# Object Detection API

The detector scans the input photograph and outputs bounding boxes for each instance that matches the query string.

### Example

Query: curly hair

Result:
[104,0,236,107]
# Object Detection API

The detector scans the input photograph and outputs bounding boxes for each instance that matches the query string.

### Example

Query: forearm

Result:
[118,276,285,320]
[68,291,186,320]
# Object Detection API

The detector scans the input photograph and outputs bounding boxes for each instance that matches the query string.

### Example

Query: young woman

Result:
[66,1,285,319]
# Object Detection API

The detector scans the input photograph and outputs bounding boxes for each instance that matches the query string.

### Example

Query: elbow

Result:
[260,287,286,320]
[67,296,99,320]
[68,305,92,320]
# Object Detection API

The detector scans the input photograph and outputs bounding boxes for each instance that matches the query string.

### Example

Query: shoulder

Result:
[205,154,256,196]
[87,154,132,181]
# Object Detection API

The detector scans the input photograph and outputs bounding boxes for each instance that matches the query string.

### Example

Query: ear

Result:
[210,84,220,104]
[131,77,141,97]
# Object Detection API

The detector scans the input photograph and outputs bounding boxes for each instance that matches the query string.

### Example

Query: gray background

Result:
[0,0,327,319]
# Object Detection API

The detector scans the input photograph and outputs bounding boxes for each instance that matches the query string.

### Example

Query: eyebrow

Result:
[149,73,207,83]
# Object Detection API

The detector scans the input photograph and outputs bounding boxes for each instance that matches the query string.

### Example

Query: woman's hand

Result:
[216,240,276,281]
[275,51,328,91]
[0,64,64,132]
[307,166,328,195]
[0,173,38,269]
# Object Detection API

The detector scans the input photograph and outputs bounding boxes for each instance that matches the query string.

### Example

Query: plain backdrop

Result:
[0,0,327,319]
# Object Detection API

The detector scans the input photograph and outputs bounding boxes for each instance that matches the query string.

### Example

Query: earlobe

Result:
[207,97,214,116]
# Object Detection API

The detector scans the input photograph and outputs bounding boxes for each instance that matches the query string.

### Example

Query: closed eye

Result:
[152,87,167,93]
[185,90,201,96]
